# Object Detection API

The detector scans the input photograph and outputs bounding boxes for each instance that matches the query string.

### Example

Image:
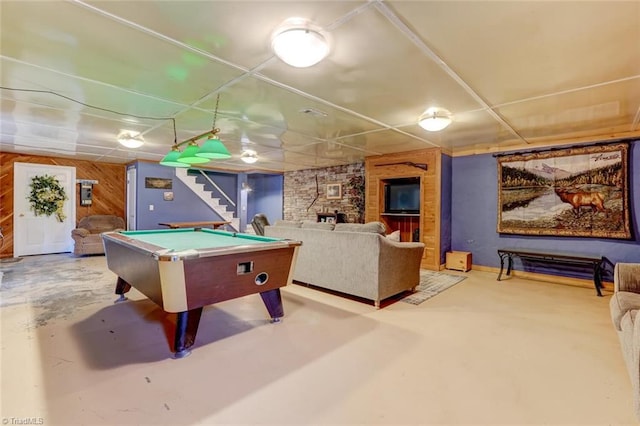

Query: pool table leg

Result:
[260,288,284,323]
[173,307,203,359]
[114,277,131,303]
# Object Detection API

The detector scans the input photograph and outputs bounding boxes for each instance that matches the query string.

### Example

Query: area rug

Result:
[401,270,467,305]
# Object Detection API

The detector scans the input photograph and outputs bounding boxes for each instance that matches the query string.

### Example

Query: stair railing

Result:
[195,169,236,208]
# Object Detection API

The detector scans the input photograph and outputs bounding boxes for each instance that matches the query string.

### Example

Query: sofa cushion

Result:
[273,220,302,228]
[610,291,640,330]
[77,215,125,233]
[334,222,386,235]
[386,230,401,241]
[301,222,335,231]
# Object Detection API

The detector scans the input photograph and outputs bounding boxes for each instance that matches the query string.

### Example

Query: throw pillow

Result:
[386,230,401,241]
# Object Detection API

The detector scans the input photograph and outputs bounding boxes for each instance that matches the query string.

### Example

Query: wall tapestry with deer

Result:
[497,142,631,239]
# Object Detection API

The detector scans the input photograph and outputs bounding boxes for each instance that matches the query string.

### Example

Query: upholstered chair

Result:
[71,215,125,255]
[251,213,270,236]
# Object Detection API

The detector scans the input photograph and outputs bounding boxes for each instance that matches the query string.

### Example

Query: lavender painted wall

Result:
[451,141,640,281]
[133,163,237,230]
[132,162,284,231]
[247,174,284,226]
[440,153,453,263]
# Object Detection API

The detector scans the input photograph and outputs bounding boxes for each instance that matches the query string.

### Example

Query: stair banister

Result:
[195,169,236,208]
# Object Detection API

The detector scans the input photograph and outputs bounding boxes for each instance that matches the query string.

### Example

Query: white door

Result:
[14,163,76,256]
[126,167,136,230]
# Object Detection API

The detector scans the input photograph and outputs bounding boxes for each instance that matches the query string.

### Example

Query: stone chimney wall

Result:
[283,162,364,223]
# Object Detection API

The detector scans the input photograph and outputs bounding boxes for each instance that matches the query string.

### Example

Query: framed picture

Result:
[497,142,631,239]
[163,191,174,201]
[145,177,172,189]
[326,183,342,200]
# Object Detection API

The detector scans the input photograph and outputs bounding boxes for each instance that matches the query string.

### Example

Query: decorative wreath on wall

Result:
[28,174,68,222]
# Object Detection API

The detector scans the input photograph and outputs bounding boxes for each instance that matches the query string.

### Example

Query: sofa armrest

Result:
[377,238,425,297]
[615,263,640,293]
[71,228,90,238]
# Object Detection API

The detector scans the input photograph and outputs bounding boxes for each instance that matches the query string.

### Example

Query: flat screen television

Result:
[384,178,420,214]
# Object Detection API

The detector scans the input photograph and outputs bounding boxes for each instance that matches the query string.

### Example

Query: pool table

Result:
[102,228,301,358]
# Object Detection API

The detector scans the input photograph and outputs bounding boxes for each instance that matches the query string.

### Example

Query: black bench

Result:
[497,248,605,296]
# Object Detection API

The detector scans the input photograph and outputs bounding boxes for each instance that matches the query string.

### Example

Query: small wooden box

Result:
[446,251,472,272]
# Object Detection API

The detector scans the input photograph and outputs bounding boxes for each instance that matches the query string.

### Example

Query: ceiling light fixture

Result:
[159,146,190,168]
[240,150,258,164]
[177,141,211,164]
[160,94,232,167]
[197,133,231,159]
[271,18,330,68]
[117,131,145,149]
[418,108,452,132]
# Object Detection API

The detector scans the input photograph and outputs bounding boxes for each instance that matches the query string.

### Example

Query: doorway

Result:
[13,163,76,256]
[126,167,137,230]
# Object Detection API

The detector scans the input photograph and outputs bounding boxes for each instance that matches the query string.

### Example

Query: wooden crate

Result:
[446,251,472,272]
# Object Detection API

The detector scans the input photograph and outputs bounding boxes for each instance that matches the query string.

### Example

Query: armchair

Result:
[609,263,640,420]
[72,215,125,256]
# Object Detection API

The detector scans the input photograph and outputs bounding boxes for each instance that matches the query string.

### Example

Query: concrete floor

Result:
[0,253,636,425]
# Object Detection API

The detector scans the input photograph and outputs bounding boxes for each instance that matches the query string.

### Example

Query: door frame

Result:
[13,163,76,256]
[126,166,137,230]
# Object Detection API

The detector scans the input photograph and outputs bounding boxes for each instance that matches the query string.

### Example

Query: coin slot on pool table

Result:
[237,261,254,274]
[255,272,269,285]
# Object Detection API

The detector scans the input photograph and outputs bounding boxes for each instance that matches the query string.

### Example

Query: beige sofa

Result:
[609,262,640,420]
[71,215,125,255]
[265,221,425,307]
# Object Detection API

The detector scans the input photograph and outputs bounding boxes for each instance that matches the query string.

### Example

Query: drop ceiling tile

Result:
[335,129,436,155]
[258,4,486,126]
[196,75,384,138]
[397,108,524,150]
[83,1,362,70]
[284,141,367,164]
[497,78,640,141]
[1,1,244,105]
[390,1,640,105]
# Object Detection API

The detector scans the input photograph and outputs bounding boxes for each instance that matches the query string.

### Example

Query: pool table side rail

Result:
[102,231,301,261]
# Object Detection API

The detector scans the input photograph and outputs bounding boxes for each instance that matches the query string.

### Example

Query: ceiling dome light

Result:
[271,18,330,68]
[418,108,452,132]
[240,150,258,164]
[117,131,144,148]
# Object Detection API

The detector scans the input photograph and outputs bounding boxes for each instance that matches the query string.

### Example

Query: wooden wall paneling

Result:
[0,156,15,258]
[365,148,443,270]
[0,153,126,258]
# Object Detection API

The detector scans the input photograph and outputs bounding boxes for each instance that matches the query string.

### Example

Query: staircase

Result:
[174,168,240,231]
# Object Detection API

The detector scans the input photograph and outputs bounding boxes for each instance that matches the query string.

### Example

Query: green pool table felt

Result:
[120,228,280,252]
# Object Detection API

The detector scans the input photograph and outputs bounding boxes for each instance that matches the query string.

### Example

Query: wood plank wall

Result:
[0,153,126,258]
[365,148,442,270]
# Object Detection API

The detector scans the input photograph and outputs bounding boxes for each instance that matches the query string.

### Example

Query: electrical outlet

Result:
[149,204,154,211]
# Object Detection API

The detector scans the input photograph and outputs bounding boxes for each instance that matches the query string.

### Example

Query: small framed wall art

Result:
[326,183,342,200]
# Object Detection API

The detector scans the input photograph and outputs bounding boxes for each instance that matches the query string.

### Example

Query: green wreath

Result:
[28,175,68,222]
